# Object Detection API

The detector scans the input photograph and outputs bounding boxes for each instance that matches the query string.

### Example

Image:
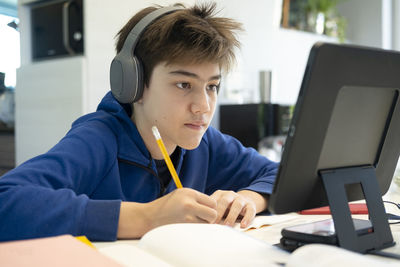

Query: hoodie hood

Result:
[76,91,152,166]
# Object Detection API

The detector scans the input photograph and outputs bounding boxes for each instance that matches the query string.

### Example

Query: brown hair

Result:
[115,2,242,87]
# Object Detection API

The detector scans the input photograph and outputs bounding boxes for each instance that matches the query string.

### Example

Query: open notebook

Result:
[99,223,398,267]
[100,223,288,266]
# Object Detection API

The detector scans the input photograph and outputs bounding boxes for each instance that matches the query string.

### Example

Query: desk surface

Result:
[94,182,400,264]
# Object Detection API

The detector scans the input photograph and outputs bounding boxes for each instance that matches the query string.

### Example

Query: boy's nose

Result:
[191,89,211,114]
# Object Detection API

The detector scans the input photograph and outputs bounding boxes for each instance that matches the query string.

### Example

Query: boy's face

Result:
[135,61,220,151]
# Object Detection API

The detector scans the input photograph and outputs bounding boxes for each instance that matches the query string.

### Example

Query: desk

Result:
[94,182,400,265]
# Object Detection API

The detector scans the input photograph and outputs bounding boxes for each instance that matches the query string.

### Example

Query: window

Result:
[0,14,19,89]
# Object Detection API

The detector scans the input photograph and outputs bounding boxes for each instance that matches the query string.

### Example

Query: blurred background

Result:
[0,0,399,176]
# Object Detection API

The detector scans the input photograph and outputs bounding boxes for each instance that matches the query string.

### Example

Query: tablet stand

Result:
[320,165,395,253]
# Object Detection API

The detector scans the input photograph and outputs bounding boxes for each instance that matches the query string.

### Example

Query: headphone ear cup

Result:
[110,54,141,103]
[132,56,144,102]
[110,57,125,101]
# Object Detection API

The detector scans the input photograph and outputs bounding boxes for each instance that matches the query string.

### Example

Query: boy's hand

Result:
[210,190,267,228]
[148,188,218,227]
[118,188,217,239]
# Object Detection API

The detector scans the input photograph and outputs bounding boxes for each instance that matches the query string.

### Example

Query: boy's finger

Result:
[196,204,218,223]
[240,204,256,228]
[196,191,217,209]
[215,194,234,223]
[223,199,244,226]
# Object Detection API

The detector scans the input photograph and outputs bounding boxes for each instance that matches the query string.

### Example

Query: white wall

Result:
[16,57,85,162]
[394,0,400,50]
[337,0,383,48]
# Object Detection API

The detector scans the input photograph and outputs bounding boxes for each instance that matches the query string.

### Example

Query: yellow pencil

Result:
[151,126,183,189]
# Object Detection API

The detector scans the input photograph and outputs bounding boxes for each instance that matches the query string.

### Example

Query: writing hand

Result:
[118,188,217,239]
[147,188,217,227]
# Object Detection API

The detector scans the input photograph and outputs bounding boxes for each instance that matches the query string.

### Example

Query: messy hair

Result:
[115,2,242,87]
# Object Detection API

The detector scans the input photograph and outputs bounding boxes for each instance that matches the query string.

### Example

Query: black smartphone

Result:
[280,218,372,251]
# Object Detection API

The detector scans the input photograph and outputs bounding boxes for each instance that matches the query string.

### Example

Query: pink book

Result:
[0,235,122,267]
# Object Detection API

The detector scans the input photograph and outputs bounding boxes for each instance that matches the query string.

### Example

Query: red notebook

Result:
[299,203,369,215]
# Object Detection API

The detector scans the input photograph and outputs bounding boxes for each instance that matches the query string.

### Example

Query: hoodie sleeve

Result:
[205,127,279,196]
[0,118,121,242]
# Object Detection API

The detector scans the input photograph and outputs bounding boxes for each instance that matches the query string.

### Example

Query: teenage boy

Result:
[0,2,278,241]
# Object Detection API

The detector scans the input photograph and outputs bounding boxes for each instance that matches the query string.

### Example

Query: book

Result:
[100,223,289,266]
[233,214,298,231]
[299,203,368,215]
[98,223,398,267]
[0,235,122,267]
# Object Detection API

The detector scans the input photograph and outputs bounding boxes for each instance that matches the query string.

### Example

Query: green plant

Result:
[305,0,341,14]
[305,0,347,42]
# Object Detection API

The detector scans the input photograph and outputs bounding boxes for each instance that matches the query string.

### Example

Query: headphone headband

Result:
[120,6,181,59]
[110,6,182,104]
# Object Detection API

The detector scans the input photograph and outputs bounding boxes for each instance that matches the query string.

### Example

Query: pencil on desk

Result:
[152,126,183,189]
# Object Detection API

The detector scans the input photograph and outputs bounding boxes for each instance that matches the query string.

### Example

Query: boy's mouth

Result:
[184,122,206,131]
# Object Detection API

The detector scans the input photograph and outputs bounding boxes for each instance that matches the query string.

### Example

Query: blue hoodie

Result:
[0,92,278,241]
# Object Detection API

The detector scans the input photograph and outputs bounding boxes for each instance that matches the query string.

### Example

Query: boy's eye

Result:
[176,82,191,90]
[207,84,220,92]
